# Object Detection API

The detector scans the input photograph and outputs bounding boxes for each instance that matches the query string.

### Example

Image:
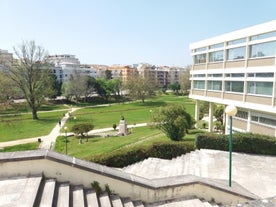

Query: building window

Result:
[193,80,205,89]
[193,74,205,78]
[208,74,223,77]
[250,41,276,58]
[251,114,276,127]
[247,81,273,96]
[195,47,206,52]
[251,31,276,41]
[248,73,274,78]
[194,54,206,64]
[210,43,224,49]
[225,81,244,93]
[225,73,244,78]
[227,38,246,46]
[208,81,222,91]
[209,50,224,62]
[236,110,248,119]
[227,47,246,60]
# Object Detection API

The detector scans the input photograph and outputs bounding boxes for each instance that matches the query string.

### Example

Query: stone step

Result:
[123,197,135,207]
[99,192,112,207]
[133,200,145,207]
[0,175,42,207]
[111,194,124,207]
[72,185,85,207]
[85,189,100,207]
[203,201,213,207]
[39,178,56,207]
[154,198,208,207]
[56,182,70,207]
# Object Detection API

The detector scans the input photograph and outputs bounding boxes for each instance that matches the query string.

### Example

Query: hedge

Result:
[87,142,196,168]
[196,132,276,155]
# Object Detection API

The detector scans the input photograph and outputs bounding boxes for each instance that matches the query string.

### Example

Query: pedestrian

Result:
[59,120,61,127]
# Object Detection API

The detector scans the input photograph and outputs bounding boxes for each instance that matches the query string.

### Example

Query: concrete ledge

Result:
[0,150,259,205]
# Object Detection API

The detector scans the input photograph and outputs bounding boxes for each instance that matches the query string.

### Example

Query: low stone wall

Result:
[0,150,258,205]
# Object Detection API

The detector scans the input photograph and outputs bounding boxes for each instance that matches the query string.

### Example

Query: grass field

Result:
[0,94,195,143]
[55,126,198,159]
[0,111,67,141]
[0,142,40,152]
[66,95,195,130]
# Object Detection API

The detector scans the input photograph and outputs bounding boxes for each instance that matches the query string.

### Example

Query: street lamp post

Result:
[64,126,68,155]
[225,105,237,187]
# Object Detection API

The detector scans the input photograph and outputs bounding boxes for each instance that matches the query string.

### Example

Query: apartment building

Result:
[189,20,276,136]
[0,49,13,69]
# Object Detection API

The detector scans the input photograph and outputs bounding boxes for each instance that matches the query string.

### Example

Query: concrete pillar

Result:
[208,102,214,132]
[247,110,251,132]
[195,100,200,128]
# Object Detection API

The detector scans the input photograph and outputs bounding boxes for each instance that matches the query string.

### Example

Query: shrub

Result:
[88,142,196,167]
[196,132,276,155]
[71,123,94,137]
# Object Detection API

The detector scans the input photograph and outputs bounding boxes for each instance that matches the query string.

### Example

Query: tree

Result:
[151,104,194,141]
[124,74,157,103]
[4,41,56,119]
[71,123,94,143]
[105,69,112,80]
[63,72,95,102]
[168,82,181,95]
[180,65,191,95]
[94,78,115,102]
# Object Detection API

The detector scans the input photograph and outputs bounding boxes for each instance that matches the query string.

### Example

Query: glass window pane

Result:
[225,81,244,92]
[256,82,273,95]
[210,43,224,49]
[251,31,276,41]
[209,51,224,62]
[227,47,246,60]
[250,41,276,58]
[227,38,246,45]
[208,81,222,91]
[194,54,206,64]
[255,73,274,77]
[247,82,255,94]
[195,47,206,52]
[194,80,205,89]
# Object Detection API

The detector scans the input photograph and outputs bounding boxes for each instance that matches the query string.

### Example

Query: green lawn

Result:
[66,95,195,130]
[0,94,195,142]
[0,142,40,152]
[0,111,66,142]
[55,126,198,159]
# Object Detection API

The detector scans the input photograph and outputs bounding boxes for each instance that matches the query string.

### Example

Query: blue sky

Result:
[0,0,275,66]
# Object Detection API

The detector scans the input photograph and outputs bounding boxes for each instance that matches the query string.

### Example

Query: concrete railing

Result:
[0,150,259,205]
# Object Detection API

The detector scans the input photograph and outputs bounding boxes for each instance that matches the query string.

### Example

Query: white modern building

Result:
[189,20,276,136]
[46,55,102,82]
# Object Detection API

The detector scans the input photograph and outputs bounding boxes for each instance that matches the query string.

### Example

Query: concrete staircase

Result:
[0,174,225,207]
[0,174,145,207]
[121,149,276,199]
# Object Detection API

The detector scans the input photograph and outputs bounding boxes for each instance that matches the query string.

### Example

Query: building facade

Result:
[189,20,276,137]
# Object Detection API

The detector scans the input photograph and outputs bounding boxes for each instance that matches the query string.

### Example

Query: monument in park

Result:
[118,116,128,136]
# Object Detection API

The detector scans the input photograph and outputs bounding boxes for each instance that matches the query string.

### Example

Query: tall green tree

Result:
[180,65,191,95]
[4,41,55,119]
[151,104,193,141]
[124,74,157,103]
[105,69,112,80]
